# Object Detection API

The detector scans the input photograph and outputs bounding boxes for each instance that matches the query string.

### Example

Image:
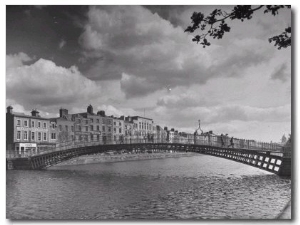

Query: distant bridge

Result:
[7,141,291,177]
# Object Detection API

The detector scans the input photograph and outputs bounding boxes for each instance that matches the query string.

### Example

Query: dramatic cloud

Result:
[6,6,291,142]
[78,6,274,99]
[157,92,220,108]
[6,52,33,69]
[6,55,101,112]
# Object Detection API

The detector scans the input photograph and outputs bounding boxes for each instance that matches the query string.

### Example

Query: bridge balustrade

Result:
[7,135,284,159]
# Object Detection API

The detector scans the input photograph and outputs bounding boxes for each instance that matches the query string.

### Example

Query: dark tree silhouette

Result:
[185,5,291,49]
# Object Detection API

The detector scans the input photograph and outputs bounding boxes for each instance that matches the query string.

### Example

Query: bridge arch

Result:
[21,143,290,176]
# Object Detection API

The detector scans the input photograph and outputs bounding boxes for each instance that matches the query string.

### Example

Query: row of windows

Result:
[17,119,48,129]
[16,131,53,141]
[75,125,112,133]
[113,121,122,126]
[113,128,123,133]
[102,119,113,125]
[76,118,106,124]
[138,122,152,130]
[59,125,74,132]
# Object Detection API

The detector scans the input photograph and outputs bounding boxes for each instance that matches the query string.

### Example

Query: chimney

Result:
[7,106,13,114]
[164,126,168,131]
[59,108,68,118]
[31,109,40,117]
[97,110,105,117]
[87,104,94,114]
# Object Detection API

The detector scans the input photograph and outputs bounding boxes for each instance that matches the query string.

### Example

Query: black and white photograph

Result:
[5,4,292,220]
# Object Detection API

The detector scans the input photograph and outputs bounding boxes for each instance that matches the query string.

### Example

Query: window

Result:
[85,126,88,132]
[43,122,47,129]
[114,128,116,133]
[102,126,105,132]
[91,118,93,123]
[97,119,100,123]
[43,133,47,141]
[108,127,111,132]
[97,125,100,131]
[17,119,21,126]
[32,121,35,128]
[31,132,35,141]
[24,131,28,140]
[90,125,93,131]
[52,123,55,128]
[51,133,56,140]
[65,125,68,131]
[119,122,121,126]
[78,126,81,131]
[38,132,41,141]
[17,131,21,140]
[85,120,88,124]
[59,125,62,131]
[71,126,74,132]
[119,128,122,133]
[38,122,41,128]
[114,121,116,125]
[139,122,141,129]
[24,120,28,127]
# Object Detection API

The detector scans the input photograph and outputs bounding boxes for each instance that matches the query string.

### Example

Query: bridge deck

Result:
[7,143,290,177]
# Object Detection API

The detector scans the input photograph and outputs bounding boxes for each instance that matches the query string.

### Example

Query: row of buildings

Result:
[6,105,191,157]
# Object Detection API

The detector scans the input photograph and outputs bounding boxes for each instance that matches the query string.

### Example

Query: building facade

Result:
[50,108,76,147]
[97,110,113,144]
[112,117,125,143]
[6,106,55,157]
[71,105,102,143]
[125,116,154,142]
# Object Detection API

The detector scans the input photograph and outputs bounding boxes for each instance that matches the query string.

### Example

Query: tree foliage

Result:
[185,5,291,49]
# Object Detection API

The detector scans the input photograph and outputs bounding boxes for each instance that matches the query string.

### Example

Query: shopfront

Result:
[15,143,37,157]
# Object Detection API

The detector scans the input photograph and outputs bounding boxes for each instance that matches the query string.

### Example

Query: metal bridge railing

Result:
[7,136,285,158]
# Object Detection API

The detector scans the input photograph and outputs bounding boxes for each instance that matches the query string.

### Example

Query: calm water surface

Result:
[6,155,291,219]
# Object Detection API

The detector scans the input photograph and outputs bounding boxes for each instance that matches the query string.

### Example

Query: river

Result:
[6,154,291,219]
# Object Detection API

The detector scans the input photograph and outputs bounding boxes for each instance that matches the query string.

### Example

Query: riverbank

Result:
[53,152,198,167]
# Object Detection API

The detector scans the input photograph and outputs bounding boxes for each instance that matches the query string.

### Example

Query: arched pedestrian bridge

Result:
[7,142,291,177]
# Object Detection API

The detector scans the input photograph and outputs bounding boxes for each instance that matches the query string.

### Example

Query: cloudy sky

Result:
[6,5,291,142]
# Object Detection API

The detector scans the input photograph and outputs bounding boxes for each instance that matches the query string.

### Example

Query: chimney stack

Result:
[87,104,94,114]
[6,106,13,114]
[31,109,40,117]
[97,110,106,117]
[59,108,68,118]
